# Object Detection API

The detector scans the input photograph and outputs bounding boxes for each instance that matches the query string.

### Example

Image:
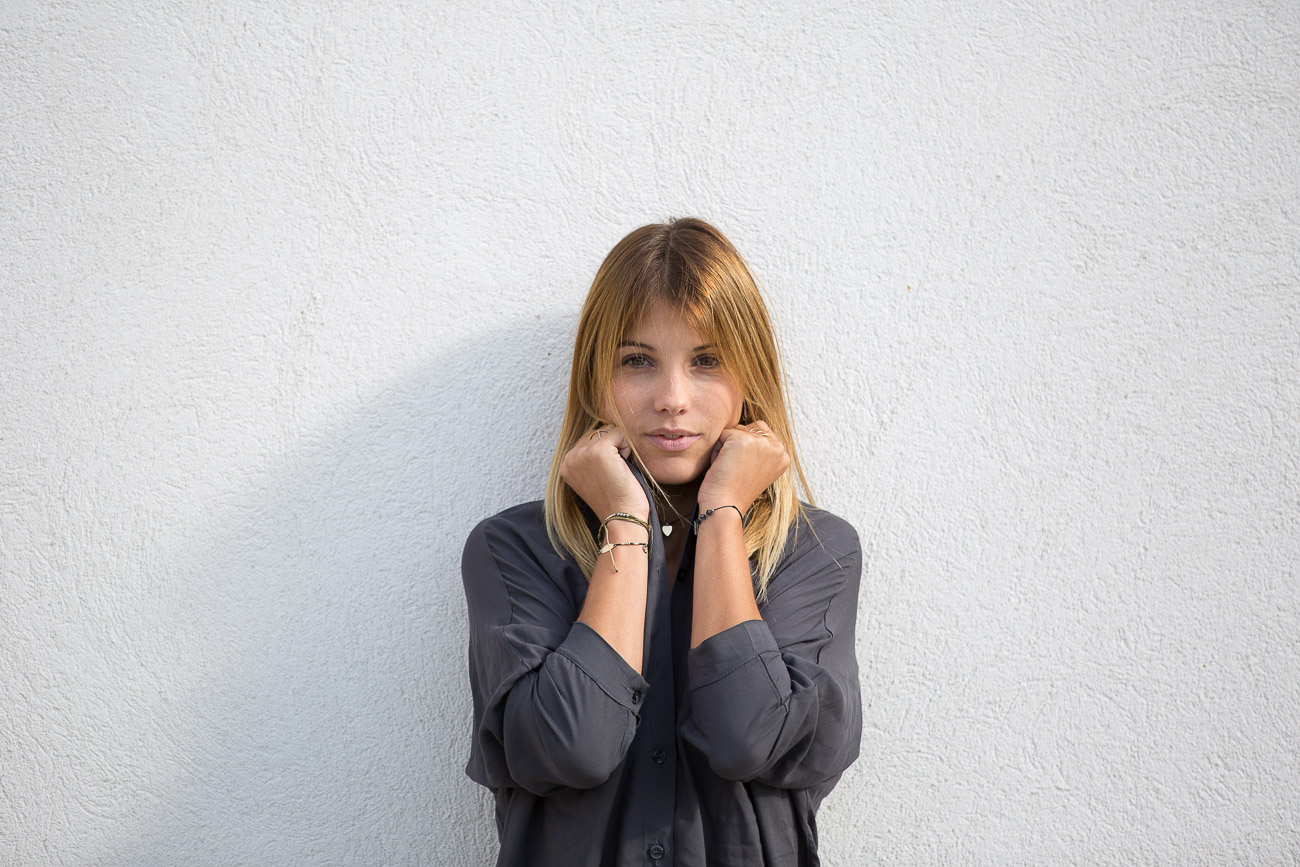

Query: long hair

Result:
[543,218,814,600]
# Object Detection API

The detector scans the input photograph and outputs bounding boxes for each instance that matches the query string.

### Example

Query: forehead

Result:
[623,298,711,347]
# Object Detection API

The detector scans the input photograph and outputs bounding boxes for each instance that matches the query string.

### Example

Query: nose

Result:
[654,368,689,415]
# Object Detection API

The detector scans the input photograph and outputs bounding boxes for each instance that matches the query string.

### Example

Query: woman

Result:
[462,218,862,866]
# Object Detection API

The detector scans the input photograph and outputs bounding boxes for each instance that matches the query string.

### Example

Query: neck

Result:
[655,479,702,522]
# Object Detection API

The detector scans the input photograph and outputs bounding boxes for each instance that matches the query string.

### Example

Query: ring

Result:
[749,428,769,436]
[596,429,608,439]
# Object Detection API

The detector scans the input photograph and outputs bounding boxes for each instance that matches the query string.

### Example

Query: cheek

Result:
[724,382,744,425]
[602,378,634,422]
[597,382,616,422]
[708,383,743,428]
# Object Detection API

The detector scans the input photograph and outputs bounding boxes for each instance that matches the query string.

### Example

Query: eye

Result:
[621,353,652,368]
[693,353,721,369]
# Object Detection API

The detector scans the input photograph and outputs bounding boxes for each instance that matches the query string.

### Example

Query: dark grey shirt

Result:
[461,491,862,867]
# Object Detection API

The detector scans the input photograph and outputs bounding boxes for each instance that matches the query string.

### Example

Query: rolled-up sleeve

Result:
[462,515,649,796]
[681,515,862,788]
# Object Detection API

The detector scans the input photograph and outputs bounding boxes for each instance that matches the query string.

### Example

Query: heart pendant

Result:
[662,524,673,537]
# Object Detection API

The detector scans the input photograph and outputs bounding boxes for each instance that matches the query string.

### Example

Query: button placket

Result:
[634,487,675,867]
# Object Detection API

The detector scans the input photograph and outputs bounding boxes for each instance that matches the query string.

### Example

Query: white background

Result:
[3,2,1297,864]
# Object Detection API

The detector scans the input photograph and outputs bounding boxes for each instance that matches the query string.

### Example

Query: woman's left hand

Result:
[696,420,791,511]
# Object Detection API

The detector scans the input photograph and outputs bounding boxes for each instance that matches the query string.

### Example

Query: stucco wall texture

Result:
[2,1,1297,864]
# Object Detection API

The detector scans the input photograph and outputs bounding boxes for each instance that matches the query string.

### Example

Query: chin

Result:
[642,455,709,488]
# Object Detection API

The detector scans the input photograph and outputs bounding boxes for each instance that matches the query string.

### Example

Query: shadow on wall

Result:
[99,315,573,865]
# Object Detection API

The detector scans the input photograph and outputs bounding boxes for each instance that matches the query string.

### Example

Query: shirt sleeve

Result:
[681,513,862,788]
[462,514,650,797]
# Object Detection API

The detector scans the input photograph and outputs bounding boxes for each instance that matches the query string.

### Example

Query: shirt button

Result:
[652,748,666,765]
[631,690,642,705]
[648,843,665,860]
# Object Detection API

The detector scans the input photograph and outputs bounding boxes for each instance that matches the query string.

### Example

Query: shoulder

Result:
[764,505,862,600]
[469,500,548,540]
[788,504,861,563]
[462,500,581,601]
[463,500,550,569]
[758,505,862,641]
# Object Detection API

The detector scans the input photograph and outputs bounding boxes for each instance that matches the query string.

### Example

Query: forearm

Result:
[690,507,761,648]
[685,520,864,786]
[577,519,651,673]
[498,622,647,792]
[685,621,861,785]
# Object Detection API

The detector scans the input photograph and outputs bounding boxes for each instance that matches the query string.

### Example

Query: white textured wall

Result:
[3,1,1297,864]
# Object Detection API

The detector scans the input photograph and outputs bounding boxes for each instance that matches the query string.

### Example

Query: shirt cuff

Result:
[688,619,780,688]
[558,621,651,712]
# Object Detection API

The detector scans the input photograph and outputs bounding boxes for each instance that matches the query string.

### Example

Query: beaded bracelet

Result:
[692,504,744,534]
[598,511,651,542]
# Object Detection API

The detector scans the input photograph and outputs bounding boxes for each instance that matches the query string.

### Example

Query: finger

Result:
[603,427,633,460]
[747,421,781,445]
[593,426,631,459]
[584,424,615,443]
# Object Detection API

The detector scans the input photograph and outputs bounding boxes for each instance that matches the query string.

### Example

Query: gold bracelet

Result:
[596,512,651,573]
[599,512,651,541]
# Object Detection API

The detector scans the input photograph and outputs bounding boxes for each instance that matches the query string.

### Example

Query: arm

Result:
[462,514,649,796]
[564,426,651,672]
[690,419,788,648]
[462,427,653,796]
[682,514,863,788]
[575,514,650,673]
[689,505,761,648]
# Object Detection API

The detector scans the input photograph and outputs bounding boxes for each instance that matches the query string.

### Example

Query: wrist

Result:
[584,493,649,524]
[693,503,745,534]
[603,520,651,542]
[697,489,750,513]
[599,510,652,542]
[599,504,650,524]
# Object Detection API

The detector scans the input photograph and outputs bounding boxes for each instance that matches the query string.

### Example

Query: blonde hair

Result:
[544,218,814,600]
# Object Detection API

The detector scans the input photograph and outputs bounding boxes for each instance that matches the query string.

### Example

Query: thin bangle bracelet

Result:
[598,540,649,573]
[693,504,744,534]
[599,512,651,537]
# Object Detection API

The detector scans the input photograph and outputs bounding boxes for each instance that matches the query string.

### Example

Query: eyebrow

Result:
[619,340,715,352]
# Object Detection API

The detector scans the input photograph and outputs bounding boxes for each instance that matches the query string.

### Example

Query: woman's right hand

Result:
[559,426,649,521]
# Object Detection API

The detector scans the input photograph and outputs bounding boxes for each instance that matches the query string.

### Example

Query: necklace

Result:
[655,496,690,538]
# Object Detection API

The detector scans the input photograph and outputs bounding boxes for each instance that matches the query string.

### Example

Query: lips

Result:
[646,430,702,452]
